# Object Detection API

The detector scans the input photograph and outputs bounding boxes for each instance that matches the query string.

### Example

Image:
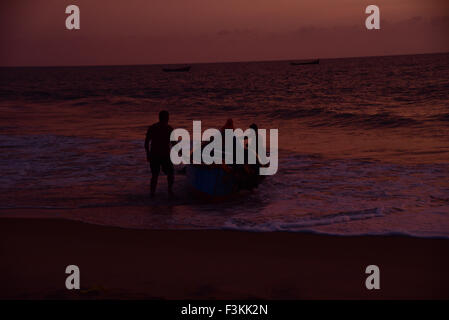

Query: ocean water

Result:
[1,53,449,237]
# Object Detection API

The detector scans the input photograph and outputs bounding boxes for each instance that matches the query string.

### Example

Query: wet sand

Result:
[0,217,448,299]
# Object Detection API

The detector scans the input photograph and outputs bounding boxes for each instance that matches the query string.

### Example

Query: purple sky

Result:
[1,0,448,66]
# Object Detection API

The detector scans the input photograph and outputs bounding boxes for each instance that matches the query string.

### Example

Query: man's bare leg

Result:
[167,174,174,197]
[150,174,159,197]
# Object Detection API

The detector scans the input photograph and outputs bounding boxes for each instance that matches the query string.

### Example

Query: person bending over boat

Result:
[220,120,264,190]
[239,123,264,190]
[144,110,174,197]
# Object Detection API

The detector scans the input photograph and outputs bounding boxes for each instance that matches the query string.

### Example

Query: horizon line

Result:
[1,51,448,68]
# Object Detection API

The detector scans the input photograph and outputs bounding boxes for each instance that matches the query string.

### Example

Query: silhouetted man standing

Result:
[144,110,174,197]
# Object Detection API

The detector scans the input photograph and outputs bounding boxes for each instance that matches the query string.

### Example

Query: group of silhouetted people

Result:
[144,111,262,197]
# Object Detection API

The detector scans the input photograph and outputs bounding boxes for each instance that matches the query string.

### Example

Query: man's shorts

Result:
[149,155,174,176]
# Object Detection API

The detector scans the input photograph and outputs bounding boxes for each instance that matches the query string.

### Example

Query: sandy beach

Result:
[1,217,448,300]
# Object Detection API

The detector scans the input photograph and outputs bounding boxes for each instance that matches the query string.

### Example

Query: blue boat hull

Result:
[186,165,238,198]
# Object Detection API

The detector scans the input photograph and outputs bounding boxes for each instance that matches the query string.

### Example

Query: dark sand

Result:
[0,217,448,299]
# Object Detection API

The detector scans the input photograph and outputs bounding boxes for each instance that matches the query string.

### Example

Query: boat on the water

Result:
[290,59,320,66]
[162,66,191,72]
[186,165,238,199]
[186,164,264,200]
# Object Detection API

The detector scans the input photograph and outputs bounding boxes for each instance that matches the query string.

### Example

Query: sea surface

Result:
[1,53,449,237]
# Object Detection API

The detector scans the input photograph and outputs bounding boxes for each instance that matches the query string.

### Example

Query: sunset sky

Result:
[1,0,448,66]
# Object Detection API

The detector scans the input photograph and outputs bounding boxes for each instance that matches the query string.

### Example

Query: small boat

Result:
[162,66,191,72]
[186,164,265,200]
[186,165,238,200]
[290,59,319,66]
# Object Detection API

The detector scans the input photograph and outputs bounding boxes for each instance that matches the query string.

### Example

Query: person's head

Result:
[249,123,258,132]
[159,110,169,123]
[222,118,234,131]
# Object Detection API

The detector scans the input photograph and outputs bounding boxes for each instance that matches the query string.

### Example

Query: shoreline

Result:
[1,217,448,299]
[1,207,448,239]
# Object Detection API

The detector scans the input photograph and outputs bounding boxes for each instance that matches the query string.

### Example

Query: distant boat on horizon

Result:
[290,59,320,66]
[162,66,191,72]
